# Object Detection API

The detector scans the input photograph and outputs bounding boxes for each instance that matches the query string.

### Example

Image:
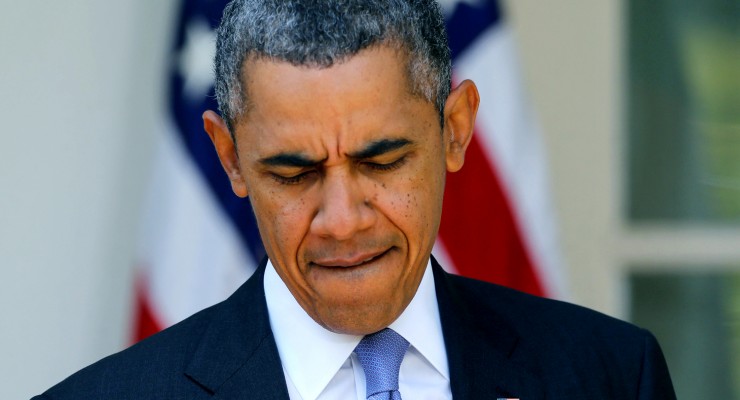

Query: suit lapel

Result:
[184,259,290,400]
[432,257,545,399]
[182,256,545,399]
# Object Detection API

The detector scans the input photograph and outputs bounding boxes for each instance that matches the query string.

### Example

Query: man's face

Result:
[205,46,478,335]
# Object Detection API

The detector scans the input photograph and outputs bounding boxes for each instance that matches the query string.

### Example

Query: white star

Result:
[178,18,217,102]
[437,0,484,16]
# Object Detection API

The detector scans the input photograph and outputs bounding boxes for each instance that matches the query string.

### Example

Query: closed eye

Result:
[270,170,316,185]
[364,156,407,172]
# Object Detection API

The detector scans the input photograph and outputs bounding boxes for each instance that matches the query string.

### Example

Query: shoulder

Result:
[445,271,644,344]
[34,263,272,399]
[447,274,644,336]
[37,300,221,399]
[443,272,674,397]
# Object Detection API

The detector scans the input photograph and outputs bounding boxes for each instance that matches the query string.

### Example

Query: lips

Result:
[310,248,391,268]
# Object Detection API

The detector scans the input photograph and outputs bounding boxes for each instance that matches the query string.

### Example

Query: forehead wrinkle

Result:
[243,47,426,167]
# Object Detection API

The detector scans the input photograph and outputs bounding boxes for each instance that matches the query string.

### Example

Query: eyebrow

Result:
[349,138,413,159]
[258,138,413,168]
[258,153,323,168]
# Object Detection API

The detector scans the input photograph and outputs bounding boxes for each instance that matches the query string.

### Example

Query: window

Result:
[626,0,740,397]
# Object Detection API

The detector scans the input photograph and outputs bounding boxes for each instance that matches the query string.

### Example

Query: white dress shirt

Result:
[264,259,452,400]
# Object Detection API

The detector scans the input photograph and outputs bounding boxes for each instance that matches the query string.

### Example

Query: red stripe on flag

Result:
[439,132,545,297]
[132,272,163,343]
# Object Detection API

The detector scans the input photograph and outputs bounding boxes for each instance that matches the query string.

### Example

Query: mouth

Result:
[310,248,392,269]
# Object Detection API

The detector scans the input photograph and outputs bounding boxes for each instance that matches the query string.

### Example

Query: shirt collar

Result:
[388,260,449,382]
[264,258,447,400]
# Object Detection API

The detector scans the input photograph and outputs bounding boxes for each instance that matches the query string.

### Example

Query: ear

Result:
[203,110,248,198]
[443,80,480,173]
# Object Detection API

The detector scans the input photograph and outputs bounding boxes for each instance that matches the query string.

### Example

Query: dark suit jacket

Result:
[34,257,676,399]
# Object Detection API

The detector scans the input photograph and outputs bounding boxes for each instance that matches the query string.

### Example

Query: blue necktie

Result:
[355,328,410,400]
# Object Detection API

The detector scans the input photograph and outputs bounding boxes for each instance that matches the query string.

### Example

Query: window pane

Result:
[630,269,740,398]
[627,0,740,221]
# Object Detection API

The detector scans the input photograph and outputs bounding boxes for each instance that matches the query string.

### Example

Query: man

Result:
[35,0,676,399]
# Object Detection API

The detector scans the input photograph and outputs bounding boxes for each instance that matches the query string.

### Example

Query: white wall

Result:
[0,1,621,398]
[0,1,178,398]
[503,1,623,315]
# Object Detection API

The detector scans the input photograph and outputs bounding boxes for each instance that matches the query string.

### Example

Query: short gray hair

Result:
[214,0,451,133]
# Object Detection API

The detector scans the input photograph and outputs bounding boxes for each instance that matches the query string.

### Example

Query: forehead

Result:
[232,46,440,162]
[239,47,433,136]
[244,47,411,107]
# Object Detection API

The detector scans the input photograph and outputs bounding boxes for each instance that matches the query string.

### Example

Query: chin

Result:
[315,300,403,335]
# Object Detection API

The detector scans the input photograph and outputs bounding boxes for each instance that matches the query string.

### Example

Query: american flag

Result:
[133,0,565,341]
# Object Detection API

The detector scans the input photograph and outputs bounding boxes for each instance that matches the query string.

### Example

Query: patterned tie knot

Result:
[355,328,410,400]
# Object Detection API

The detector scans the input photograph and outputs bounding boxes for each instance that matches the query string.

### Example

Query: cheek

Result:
[249,186,313,256]
[374,160,444,240]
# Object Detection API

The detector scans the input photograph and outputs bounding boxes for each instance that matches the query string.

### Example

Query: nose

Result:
[310,169,376,240]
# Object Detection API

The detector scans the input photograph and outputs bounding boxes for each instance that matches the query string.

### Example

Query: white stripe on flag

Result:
[136,120,254,327]
[454,22,567,299]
